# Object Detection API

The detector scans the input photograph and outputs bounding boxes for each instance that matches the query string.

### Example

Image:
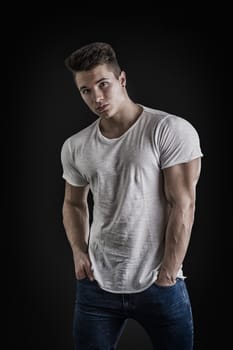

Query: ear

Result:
[119,71,126,87]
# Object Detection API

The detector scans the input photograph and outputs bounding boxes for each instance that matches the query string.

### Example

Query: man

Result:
[61,42,203,350]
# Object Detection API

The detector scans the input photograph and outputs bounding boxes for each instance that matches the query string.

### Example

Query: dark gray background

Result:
[7,14,231,349]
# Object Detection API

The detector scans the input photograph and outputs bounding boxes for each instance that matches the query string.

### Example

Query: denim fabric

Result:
[73,277,193,350]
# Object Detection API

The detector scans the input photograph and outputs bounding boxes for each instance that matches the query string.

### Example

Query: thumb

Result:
[85,258,95,281]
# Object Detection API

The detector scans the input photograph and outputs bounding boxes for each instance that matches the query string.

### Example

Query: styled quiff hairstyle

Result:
[65,42,121,78]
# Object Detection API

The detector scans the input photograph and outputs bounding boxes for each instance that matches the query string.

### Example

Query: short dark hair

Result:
[64,42,121,78]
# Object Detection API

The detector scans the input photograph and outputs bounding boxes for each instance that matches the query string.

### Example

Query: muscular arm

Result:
[62,182,94,280]
[156,157,201,286]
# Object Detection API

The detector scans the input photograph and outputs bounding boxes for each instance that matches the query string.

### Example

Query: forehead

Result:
[75,64,116,88]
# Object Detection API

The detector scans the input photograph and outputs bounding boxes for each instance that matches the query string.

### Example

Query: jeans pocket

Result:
[153,279,178,289]
[77,276,89,281]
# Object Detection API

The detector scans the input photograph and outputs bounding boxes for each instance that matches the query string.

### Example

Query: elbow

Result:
[188,201,196,222]
[62,200,89,224]
[181,199,196,224]
[186,198,195,212]
[172,197,196,223]
[181,195,195,209]
[62,202,68,227]
[171,196,195,212]
[62,200,75,226]
[188,196,196,212]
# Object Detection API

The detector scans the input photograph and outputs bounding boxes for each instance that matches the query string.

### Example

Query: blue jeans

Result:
[73,277,194,350]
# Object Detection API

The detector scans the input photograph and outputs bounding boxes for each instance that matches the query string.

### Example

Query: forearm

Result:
[159,203,195,282]
[62,201,90,254]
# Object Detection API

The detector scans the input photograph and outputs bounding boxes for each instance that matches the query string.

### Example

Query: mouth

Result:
[96,104,109,113]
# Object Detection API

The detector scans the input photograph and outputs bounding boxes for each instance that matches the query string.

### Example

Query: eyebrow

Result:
[79,78,109,92]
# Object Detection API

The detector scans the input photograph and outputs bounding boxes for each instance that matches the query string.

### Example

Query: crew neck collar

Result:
[97,104,145,142]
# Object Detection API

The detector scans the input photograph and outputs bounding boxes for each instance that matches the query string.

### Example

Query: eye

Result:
[99,81,109,88]
[82,89,90,95]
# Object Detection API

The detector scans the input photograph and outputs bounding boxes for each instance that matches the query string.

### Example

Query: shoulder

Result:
[141,106,199,136]
[153,112,200,141]
[141,105,200,134]
[141,105,169,125]
[140,106,191,132]
[161,114,198,131]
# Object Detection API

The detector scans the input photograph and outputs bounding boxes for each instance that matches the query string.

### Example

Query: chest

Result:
[78,135,160,184]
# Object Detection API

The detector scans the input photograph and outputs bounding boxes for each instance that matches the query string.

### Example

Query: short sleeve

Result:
[157,115,203,169]
[61,138,89,187]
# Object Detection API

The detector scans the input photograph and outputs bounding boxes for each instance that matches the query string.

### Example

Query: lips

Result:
[96,104,109,113]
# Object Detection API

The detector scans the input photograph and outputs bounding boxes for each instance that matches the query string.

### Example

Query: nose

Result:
[93,89,103,103]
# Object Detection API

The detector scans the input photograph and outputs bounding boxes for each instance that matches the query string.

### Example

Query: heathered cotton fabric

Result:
[61,106,203,293]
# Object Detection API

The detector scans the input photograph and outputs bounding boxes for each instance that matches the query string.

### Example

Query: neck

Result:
[99,102,143,139]
[101,101,143,130]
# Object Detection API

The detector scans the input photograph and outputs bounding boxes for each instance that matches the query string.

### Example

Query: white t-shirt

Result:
[61,105,203,293]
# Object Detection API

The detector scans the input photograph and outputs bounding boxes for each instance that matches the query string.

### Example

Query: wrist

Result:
[71,243,88,255]
[158,266,176,284]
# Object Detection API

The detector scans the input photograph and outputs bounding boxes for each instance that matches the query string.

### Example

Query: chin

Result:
[102,113,113,119]
[98,110,114,119]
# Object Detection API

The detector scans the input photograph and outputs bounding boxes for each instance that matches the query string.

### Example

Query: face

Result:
[74,64,126,119]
